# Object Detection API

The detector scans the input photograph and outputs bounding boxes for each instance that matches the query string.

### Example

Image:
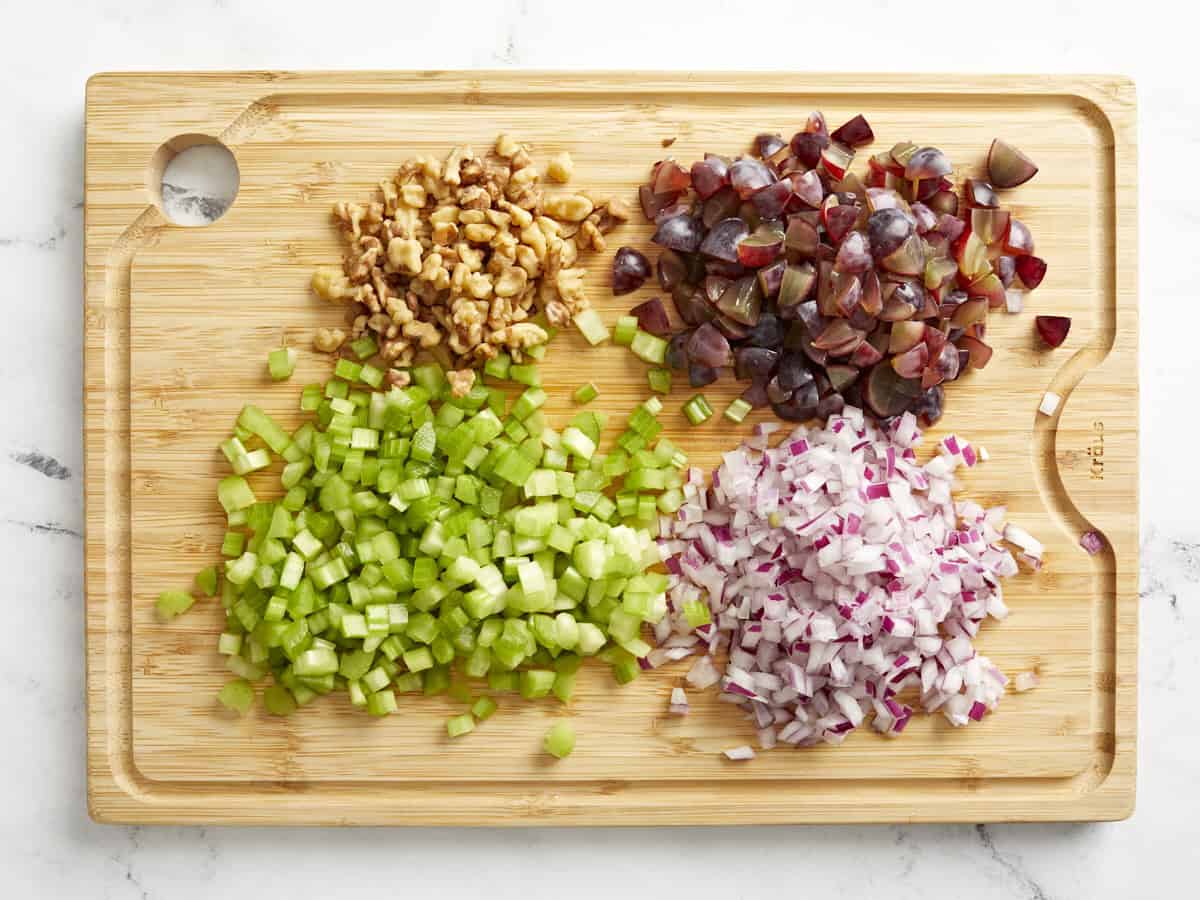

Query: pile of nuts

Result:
[311,135,629,395]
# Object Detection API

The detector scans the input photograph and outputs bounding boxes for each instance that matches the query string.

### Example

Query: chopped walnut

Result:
[313,327,347,352]
[542,194,593,222]
[385,368,411,388]
[446,368,476,398]
[546,152,573,183]
[313,137,623,371]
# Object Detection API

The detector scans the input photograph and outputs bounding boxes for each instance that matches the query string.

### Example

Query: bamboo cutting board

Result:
[84,71,1138,825]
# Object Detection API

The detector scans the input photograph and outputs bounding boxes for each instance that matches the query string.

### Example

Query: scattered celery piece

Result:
[647,368,672,394]
[446,713,476,738]
[218,679,255,714]
[612,315,638,346]
[156,590,195,622]
[573,382,599,405]
[683,394,714,425]
[724,397,753,423]
[630,330,668,365]
[573,308,610,346]
[194,566,218,597]
[543,721,576,759]
[268,347,297,381]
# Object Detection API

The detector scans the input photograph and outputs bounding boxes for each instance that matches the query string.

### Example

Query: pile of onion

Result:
[616,114,1047,425]
[652,407,1035,749]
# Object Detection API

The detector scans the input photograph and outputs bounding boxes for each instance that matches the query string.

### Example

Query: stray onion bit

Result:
[723,745,756,761]
[1079,530,1105,555]
[1038,391,1061,416]
[668,687,690,716]
[656,408,1021,748]
[1014,671,1040,693]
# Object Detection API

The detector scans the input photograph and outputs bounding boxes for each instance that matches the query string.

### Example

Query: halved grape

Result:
[690,156,730,200]
[967,272,1007,309]
[657,249,687,291]
[699,218,749,263]
[777,262,817,314]
[937,213,966,243]
[630,297,672,336]
[865,363,922,418]
[954,231,990,279]
[891,343,930,378]
[665,330,692,370]
[751,180,792,220]
[957,334,993,369]
[653,159,691,196]
[988,139,1038,188]
[834,231,871,274]
[995,255,1016,288]
[820,142,855,180]
[950,297,988,329]
[672,283,714,327]
[904,147,952,181]
[889,141,918,169]
[757,260,786,300]
[789,132,828,169]
[970,207,1011,246]
[689,363,720,388]
[702,187,741,228]
[790,169,825,209]
[612,247,652,295]
[925,190,959,217]
[1015,255,1047,290]
[888,320,926,354]
[964,179,1000,208]
[785,215,820,260]
[639,184,675,221]
[735,346,779,380]
[652,214,704,253]
[1005,218,1035,256]
[859,268,882,317]
[879,234,926,276]
[909,383,945,426]
[830,114,874,148]
[772,378,820,421]
[823,204,860,245]
[686,322,732,368]
[716,276,764,326]
[741,378,770,409]
[849,339,884,368]
[909,202,938,234]
[745,313,784,348]
[754,133,786,159]
[1035,315,1071,348]
[729,158,776,199]
[866,208,914,260]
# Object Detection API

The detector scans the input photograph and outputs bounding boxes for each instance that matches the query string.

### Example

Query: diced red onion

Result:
[1079,530,1105,555]
[656,407,1021,750]
[1014,671,1040,692]
[723,745,756,761]
[669,687,690,715]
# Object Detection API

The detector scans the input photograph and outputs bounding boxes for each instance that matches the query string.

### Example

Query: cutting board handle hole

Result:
[147,134,240,226]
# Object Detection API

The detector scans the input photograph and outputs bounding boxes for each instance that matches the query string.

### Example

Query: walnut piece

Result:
[313,137,623,371]
[446,368,476,398]
[313,327,347,352]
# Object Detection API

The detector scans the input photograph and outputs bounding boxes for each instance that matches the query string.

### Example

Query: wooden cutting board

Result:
[84,71,1138,825]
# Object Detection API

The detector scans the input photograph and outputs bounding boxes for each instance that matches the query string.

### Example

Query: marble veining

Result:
[2,1,1193,898]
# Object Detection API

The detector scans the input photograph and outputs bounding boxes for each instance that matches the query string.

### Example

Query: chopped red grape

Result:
[1035,315,1071,348]
[1015,255,1048,290]
[612,246,652,295]
[988,139,1039,189]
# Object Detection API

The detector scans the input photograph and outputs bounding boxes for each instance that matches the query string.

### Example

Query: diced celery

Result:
[509,364,541,387]
[263,684,297,716]
[683,394,714,425]
[218,679,255,714]
[194,566,218,597]
[543,721,576,758]
[647,368,672,394]
[573,382,599,405]
[446,713,476,737]
[612,315,638,346]
[268,347,297,381]
[573,308,610,346]
[724,397,753,423]
[155,590,195,621]
[630,330,668,365]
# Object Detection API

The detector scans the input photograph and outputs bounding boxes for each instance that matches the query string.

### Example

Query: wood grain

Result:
[85,71,1137,825]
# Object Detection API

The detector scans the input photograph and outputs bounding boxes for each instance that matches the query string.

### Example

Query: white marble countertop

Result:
[3,0,1193,896]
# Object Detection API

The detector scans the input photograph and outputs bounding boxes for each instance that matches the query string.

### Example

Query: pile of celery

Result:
[163,344,686,743]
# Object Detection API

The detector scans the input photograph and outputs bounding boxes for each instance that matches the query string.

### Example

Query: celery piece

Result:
[512,387,546,421]
[612,315,639,347]
[471,696,498,721]
[630,330,668,365]
[422,666,451,695]
[483,353,512,381]
[220,531,245,558]
[335,358,363,382]
[647,368,672,394]
[156,590,195,622]
[724,397,753,423]
[348,334,377,359]
[366,688,397,717]
[218,679,255,714]
[217,476,257,514]
[488,670,518,692]
[238,405,291,454]
[519,669,556,699]
[263,684,297,716]
[446,713,476,738]
[509,364,541,387]
[552,671,576,703]
[573,382,599,405]
[268,347,297,381]
[403,646,434,673]
[300,383,323,412]
[543,721,576,758]
[573,308,610,346]
[561,427,596,461]
[194,566,218,597]
[683,394,714,425]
